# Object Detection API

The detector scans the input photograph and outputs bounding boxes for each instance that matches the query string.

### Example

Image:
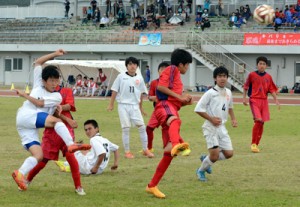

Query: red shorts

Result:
[41,126,75,160]
[249,98,270,122]
[147,111,160,129]
[154,101,181,147]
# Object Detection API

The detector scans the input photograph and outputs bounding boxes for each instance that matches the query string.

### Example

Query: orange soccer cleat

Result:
[146,185,166,199]
[12,170,28,191]
[68,143,91,153]
[142,149,154,158]
[171,143,190,157]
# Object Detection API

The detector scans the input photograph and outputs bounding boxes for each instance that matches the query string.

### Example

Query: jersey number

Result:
[103,143,109,162]
[129,86,135,93]
[222,104,226,111]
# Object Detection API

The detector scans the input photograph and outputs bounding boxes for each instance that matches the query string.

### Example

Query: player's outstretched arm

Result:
[111,149,119,171]
[35,49,66,66]
[15,89,44,107]
[107,91,117,111]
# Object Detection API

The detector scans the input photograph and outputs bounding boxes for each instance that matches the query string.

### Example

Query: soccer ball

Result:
[253,4,275,25]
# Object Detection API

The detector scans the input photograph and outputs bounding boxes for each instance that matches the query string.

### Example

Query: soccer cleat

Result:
[139,148,154,153]
[200,155,212,174]
[196,168,207,182]
[12,170,28,191]
[55,161,71,172]
[171,142,189,157]
[181,148,191,156]
[146,185,166,198]
[75,187,86,196]
[18,180,30,191]
[68,143,91,153]
[124,152,134,159]
[142,149,154,158]
[251,144,260,153]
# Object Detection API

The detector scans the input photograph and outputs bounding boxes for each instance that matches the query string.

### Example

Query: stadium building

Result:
[0,0,299,92]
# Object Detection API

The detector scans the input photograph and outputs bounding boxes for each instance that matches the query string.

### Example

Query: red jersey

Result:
[76,79,82,87]
[99,72,107,82]
[156,65,183,109]
[244,71,277,99]
[44,86,76,137]
[149,79,159,96]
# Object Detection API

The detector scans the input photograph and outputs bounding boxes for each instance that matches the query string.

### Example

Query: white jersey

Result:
[111,72,147,104]
[194,85,233,128]
[18,65,62,115]
[75,133,119,175]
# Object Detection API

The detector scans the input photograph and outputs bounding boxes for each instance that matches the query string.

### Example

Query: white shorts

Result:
[74,151,104,175]
[16,109,40,146]
[118,103,145,128]
[202,125,233,151]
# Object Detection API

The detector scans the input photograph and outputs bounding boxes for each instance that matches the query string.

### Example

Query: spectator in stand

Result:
[87,6,93,20]
[275,8,280,18]
[296,2,300,12]
[93,7,101,24]
[245,4,251,17]
[289,5,296,15]
[73,74,83,96]
[274,16,282,31]
[130,0,138,19]
[64,0,70,18]
[195,14,202,28]
[242,8,250,21]
[217,0,224,17]
[204,0,211,14]
[90,0,98,18]
[166,0,172,13]
[100,15,110,28]
[185,5,191,21]
[229,12,237,27]
[106,0,111,17]
[113,0,119,17]
[87,78,97,97]
[239,6,245,16]
[285,8,293,26]
[196,5,203,16]
[293,16,300,31]
[235,14,245,28]
[177,5,183,15]
[202,9,209,18]
[117,7,126,25]
[133,17,141,30]
[201,17,211,31]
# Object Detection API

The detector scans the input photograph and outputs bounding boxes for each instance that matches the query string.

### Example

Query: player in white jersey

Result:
[107,57,154,159]
[56,119,119,174]
[194,66,238,182]
[12,49,91,191]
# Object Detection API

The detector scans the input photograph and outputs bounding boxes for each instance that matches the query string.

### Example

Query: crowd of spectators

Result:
[273,2,300,31]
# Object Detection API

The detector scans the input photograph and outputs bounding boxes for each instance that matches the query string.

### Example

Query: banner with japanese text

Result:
[243,33,300,45]
[138,33,161,46]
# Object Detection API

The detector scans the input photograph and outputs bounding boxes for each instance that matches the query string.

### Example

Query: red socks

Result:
[27,158,48,182]
[148,152,173,187]
[168,119,181,147]
[252,121,264,145]
[146,126,154,150]
[65,152,81,189]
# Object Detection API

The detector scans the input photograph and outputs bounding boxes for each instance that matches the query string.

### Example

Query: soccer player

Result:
[146,62,170,152]
[146,49,192,199]
[107,57,154,159]
[26,83,86,195]
[72,74,82,95]
[12,49,91,191]
[194,66,237,182]
[55,119,119,175]
[243,56,280,153]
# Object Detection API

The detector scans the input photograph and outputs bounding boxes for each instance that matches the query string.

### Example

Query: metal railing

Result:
[186,31,253,87]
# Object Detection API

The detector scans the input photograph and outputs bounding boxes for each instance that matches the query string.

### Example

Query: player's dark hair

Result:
[84,119,99,129]
[42,65,60,81]
[213,66,229,78]
[125,57,139,67]
[90,77,94,80]
[170,49,192,66]
[256,56,268,65]
[157,62,170,71]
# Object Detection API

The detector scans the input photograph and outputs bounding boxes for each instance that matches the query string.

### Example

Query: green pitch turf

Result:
[0,97,299,207]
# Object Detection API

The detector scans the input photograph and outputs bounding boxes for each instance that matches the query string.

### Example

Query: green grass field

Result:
[0,97,299,207]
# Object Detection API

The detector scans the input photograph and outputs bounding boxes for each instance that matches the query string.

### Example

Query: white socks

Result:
[218,151,226,160]
[138,125,148,151]
[19,156,38,175]
[122,127,130,152]
[200,156,213,172]
[54,122,74,146]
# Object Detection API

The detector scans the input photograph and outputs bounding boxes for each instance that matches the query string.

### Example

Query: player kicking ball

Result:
[194,66,237,182]
[55,119,119,175]
[12,49,91,191]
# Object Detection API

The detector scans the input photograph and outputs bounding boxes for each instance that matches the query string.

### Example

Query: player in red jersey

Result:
[146,49,193,199]
[26,84,86,195]
[243,56,280,153]
[146,62,170,152]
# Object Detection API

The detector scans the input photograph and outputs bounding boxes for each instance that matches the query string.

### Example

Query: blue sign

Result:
[138,33,162,46]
